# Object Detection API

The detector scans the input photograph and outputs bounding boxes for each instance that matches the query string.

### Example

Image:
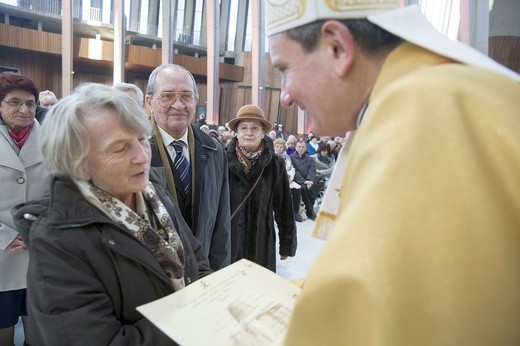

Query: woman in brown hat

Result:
[226,105,297,272]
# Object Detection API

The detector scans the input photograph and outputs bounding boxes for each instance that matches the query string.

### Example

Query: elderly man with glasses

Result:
[146,64,231,271]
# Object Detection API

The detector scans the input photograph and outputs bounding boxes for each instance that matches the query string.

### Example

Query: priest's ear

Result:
[321,20,356,77]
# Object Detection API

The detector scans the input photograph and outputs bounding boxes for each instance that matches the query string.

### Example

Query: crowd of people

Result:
[1,0,519,344]
[207,119,343,223]
[0,65,334,345]
[0,63,337,344]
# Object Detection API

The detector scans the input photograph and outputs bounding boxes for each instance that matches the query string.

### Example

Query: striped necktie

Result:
[171,141,190,196]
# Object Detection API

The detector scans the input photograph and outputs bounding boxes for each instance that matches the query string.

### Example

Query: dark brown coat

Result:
[13,168,211,345]
[227,138,297,272]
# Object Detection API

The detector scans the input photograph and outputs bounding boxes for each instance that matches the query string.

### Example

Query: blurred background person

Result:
[291,140,319,221]
[285,135,297,155]
[38,90,58,109]
[306,135,319,156]
[13,83,211,344]
[314,142,336,182]
[276,123,286,140]
[220,129,234,147]
[217,125,226,136]
[227,105,297,271]
[35,90,58,123]
[208,128,220,143]
[0,72,50,346]
[268,129,277,141]
[327,140,339,160]
[199,124,210,134]
[273,138,303,222]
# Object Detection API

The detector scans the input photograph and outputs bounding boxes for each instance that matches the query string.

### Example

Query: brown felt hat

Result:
[228,105,273,133]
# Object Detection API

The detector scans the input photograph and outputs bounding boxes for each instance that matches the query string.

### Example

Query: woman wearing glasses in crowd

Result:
[226,105,297,272]
[0,72,51,345]
[12,84,211,345]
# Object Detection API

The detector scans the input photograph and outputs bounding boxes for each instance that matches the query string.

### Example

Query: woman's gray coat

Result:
[0,119,50,292]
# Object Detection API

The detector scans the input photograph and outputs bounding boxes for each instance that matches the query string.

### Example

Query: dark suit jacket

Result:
[151,124,231,270]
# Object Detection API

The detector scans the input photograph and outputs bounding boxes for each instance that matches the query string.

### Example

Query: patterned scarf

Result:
[75,180,186,290]
[9,122,34,149]
[236,141,264,173]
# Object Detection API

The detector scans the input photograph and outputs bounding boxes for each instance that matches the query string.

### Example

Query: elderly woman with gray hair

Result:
[113,82,144,107]
[12,83,211,345]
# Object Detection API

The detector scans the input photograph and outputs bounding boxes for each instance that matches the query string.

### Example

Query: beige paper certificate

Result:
[137,259,301,346]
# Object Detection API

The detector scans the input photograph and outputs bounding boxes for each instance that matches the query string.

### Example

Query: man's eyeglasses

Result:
[237,125,263,134]
[154,91,197,108]
[2,99,37,109]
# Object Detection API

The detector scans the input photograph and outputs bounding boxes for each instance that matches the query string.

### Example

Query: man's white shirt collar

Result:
[157,125,189,147]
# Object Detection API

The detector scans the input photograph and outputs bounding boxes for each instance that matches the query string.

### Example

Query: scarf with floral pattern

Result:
[236,141,264,173]
[75,179,186,290]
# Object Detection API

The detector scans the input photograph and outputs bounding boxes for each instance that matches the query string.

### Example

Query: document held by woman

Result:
[137,259,301,345]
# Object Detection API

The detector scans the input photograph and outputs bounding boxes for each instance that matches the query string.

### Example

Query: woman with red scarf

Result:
[0,72,50,345]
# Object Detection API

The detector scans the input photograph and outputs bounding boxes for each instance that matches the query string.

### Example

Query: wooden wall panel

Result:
[126,45,162,70]
[489,36,520,73]
[0,46,62,97]
[0,23,61,54]
[0,23,244,82]
[0,42,295,133]
[219,84,238,126]
[242,52,253,85]
[264,52,281,87]
[76,37,114,61]
[0,24,308,132]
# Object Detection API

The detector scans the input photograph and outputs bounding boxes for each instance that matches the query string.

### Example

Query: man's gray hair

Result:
[146,64,199,97]
[41,83,150,178]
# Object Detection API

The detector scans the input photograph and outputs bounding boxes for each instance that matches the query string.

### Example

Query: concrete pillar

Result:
[298,109,307,135]
[113,0,125,83]
[128,0,140,32]
[489,0,520,36]
[162,0,176,64]
[219,0,231,53]
[234,0,248,52]
[184,0,195,44]
[460,0,489,54]
[200,0,208,47]
[251,0,265,109]
[206,0,220,125]
[62,0,73,97]
[148,0,160,36]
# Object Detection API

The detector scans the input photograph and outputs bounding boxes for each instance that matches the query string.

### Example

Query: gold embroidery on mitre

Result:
[266,0,306,33]
[266,0,399,36]
[325,0,398,11]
